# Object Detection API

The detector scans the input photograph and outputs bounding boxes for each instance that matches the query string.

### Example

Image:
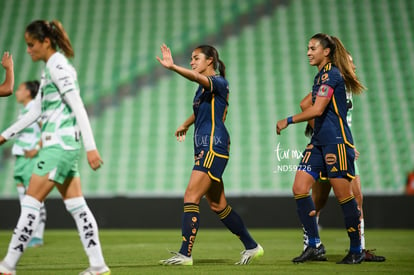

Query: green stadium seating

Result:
[0,0,412,197]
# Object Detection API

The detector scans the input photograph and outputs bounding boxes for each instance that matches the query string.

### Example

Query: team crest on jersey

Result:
[321,73,329,83]
[325,153,337,165]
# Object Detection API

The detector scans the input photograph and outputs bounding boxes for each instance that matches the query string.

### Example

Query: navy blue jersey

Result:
[311,63,354,147]
[192,75,230,156]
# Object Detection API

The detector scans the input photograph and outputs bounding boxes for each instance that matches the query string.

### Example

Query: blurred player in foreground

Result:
[0,19,110,275]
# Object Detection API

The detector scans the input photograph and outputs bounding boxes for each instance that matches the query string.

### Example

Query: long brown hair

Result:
[311,33,365,94]
[26,19,74,58]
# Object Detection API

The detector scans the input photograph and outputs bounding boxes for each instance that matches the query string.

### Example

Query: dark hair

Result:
[311,33,365,94]
[26,19,74,58]
[195,45,226,78]
[24,80,40,99]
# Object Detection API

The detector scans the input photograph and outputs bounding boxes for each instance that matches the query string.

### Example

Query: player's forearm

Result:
[171,64,210,88]
[182,113,195,128]
[291,105,324,124]
[63,91,97,151]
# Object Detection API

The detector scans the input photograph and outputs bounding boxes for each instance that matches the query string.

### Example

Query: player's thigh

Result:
[184,170,212,204]
[312,180,331,211]
[56,176,83,199]
[293,144,323,195]
[26,173,55,202]
[329,177,353,201]
[293,170,316,195]
[205,180,227,212]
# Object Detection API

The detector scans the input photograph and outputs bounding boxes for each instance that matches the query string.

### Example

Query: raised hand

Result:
[156,44,174,69]
[1,52,13,70]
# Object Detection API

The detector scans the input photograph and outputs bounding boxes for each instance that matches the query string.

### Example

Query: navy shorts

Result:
[298,143,355,181]
[193,149,228,182]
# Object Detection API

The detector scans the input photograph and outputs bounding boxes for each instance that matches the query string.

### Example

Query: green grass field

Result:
[0,229,413,274]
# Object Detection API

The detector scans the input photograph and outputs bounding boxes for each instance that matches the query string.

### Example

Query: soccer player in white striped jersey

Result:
[12,80,47,248]
[0,20,110,275]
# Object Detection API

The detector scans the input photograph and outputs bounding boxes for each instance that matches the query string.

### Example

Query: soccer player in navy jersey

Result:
[277,33,366,264]
[157,44,263,266]
[301,54,385,262]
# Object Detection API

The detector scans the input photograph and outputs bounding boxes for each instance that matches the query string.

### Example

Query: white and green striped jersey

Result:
[11,100,41,156]
[346,91,353,128]
[39,52,82,150]
[2,52,96,152]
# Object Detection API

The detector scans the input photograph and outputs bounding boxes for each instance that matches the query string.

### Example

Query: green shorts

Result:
[14,155,38,187]
[32,145,80,184]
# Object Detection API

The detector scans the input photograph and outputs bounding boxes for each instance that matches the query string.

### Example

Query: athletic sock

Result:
[33,203,47,240]
[16,185,26,202]
[217,205,257,250]
[339,196,361,254]
[295,194,320,248]
[179,203,200,257]
[64,197,107,268]
[360,219,366,250]
[3,195,41,268]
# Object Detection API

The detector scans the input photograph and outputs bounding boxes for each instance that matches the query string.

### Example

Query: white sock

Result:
[16,185,26,202]
[3,195,41,268]
[64,197,106,268]
[33,203,47,239]
[360,219,366,250]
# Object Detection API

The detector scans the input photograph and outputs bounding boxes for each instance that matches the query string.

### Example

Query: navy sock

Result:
[217,205,257,250]
[179,203,200,257]
[295,194,320,248]
[339,196,361,254]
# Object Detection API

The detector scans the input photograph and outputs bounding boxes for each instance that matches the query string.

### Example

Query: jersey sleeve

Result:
[208,76,229,98]
[316,69,341,98]
[49,62,78,96]
[1,92,42,140]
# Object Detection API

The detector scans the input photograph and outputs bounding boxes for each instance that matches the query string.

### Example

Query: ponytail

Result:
[331,36,365,94]
[217,59,226,78]
[49,20,74,58]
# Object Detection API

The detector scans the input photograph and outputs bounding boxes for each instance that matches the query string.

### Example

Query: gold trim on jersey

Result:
[337,143,348,171]
[203,151,214,168]
[347,173,355,180]
[208,171,220,182]
[320,173,328,181]
[302,151,311,164]
[332,96,354,148]
[209,94,229,159]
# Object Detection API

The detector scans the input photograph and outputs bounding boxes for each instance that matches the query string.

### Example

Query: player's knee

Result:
[209,202,225,212]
